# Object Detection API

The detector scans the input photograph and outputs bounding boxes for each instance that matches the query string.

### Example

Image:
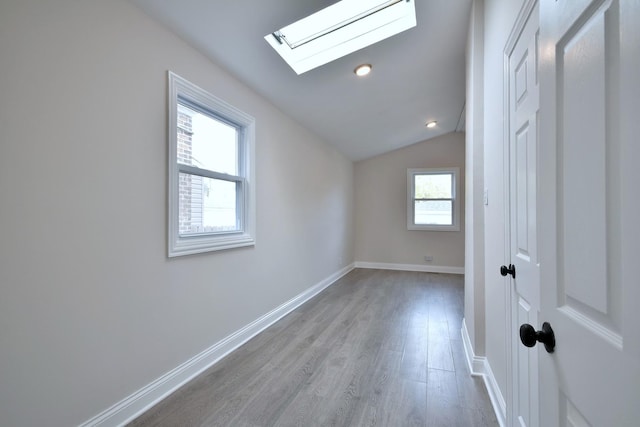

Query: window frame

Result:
[168,71,256,257]
[406,167,460,232]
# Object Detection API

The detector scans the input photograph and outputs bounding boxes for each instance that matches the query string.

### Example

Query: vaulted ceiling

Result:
[130,0,471,161]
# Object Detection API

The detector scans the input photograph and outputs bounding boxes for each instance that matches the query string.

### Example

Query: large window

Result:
[407,168,460,231]
[168,72,255,257]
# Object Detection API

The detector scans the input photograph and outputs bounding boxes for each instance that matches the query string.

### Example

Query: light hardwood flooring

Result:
[129,269,498,427]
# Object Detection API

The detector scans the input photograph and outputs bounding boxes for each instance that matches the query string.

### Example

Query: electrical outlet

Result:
[424,255,434,262]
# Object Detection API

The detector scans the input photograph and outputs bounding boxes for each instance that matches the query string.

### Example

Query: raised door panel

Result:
[557,1,619,337]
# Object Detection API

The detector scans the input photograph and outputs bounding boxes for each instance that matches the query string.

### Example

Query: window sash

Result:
[413,199,454,226]
[177,98,243,177]
[413,173,454,198]
[177,170,245,237]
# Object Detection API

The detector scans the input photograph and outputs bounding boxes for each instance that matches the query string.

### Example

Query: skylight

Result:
[265,0,416,74]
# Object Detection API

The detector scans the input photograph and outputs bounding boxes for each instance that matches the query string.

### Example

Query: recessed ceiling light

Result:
[426,121,437,128]
[354,64,372,77]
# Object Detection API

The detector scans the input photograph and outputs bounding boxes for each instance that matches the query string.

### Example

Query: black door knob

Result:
[520,322,555,353]
[500,264,516,278]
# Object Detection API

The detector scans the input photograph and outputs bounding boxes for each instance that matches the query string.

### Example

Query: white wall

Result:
[0,1,354,426]
[464,0,485,356]
[354,133,465,270]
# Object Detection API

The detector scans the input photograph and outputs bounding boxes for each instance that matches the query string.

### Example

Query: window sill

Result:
[168,234,255,257]
[408,225,460,232]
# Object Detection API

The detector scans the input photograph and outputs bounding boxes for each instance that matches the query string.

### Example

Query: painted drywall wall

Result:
[354,133,465,269]
[464,0,486,356]
[480,0,526,407]
[0,1,354,426]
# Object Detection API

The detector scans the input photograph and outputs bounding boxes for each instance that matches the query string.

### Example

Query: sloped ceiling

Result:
[130,0,471,161]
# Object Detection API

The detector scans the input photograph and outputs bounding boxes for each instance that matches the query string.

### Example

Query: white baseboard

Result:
[354,261,464,275]
[80,263,355,427]
[461,319,507,427]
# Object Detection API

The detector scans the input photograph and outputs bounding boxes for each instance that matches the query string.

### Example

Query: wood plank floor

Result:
[129,269,498,427]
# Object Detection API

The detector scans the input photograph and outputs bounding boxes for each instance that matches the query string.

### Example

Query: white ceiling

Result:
[130,0,471,161]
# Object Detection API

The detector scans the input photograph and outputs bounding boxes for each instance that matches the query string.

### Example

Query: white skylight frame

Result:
[265,0,416,74]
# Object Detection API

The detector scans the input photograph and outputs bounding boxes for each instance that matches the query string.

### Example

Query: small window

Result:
[168,72,255,257]
[407,168,460,231]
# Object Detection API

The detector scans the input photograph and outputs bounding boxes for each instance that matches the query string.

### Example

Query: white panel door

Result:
[506,2,540,426]
[538,0,640,425]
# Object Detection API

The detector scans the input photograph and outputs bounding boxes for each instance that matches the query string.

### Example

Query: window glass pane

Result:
[177,104,238,175]
[415,200,452,225]
[414,173,452,198]
[178,173,238,235]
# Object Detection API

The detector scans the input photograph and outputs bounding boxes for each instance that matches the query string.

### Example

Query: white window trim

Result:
[167,71,256,257]
[407,167,460,232]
